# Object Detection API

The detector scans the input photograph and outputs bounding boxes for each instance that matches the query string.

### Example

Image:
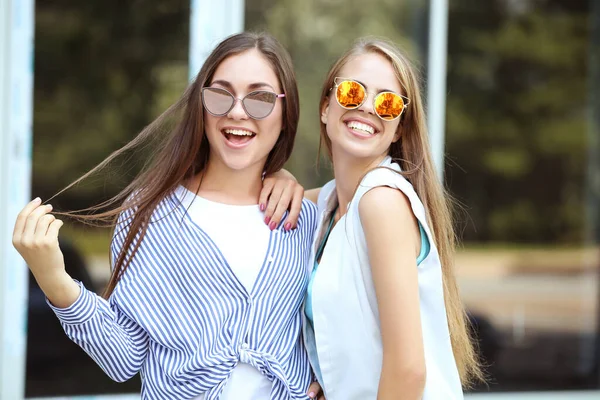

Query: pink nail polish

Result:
[264,216,271,225]
[308,392,315,399]
[285,222,291,231]
[269,221,276,230]
[260,203,266,212]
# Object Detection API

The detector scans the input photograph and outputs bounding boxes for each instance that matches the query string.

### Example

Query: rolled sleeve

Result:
[46,280,98,325]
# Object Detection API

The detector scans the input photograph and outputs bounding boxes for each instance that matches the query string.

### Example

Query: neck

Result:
[188,157,265,205]
[332,149,388,216]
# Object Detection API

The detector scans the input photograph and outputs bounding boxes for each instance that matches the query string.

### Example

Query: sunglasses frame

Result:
[201,86,285,120]
[332,77,410,121]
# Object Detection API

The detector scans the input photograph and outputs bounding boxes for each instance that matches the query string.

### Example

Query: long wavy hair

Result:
[318,37,484,387]
[53,32,299,298]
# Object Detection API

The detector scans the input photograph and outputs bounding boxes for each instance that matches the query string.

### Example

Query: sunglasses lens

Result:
[374,92,405,120]
[202,87,234,115]
[336,80,366,109]
[243,91,277,119]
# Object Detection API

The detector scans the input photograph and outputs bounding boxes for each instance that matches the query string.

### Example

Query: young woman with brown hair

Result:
[13,32,323,400]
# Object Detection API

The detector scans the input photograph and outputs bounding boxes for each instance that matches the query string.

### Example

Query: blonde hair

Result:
[318,37,484,387]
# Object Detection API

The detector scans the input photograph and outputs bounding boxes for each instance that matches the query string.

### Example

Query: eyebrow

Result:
[352,79,396,94]
[210,79,276,92]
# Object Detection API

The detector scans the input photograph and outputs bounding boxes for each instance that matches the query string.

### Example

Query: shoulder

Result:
[298,198,318,230]
[358,186,420,252]
[112,191,179,243]
[359,165,412,194]
[358,186,414,227]
[301,197,318,216]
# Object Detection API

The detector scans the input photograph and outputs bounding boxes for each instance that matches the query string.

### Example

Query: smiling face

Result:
[321,52,403,162]
[203,48,284,173]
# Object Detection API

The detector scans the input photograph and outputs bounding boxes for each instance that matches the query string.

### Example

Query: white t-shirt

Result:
[176,186,272,400]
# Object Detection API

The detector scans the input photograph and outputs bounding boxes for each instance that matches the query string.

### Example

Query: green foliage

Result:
[33,0,190,210]
[445,0,593,243]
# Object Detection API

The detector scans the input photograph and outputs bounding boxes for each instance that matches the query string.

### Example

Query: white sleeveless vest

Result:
[302,156,463,399]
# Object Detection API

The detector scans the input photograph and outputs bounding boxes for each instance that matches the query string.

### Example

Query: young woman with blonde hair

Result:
[301,38,483,399]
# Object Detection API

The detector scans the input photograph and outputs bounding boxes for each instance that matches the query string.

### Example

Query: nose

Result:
[227,98,249,120]
[358,93,376,116]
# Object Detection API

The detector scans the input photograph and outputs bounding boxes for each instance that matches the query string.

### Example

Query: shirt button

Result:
[240,343,249,350]
[267,255,275,263]
[247,297,253,305]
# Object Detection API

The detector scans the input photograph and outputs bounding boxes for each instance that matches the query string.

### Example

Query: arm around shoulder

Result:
[359,187,426,400]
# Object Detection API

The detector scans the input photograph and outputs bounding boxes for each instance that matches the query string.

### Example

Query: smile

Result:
[221,128,256,148]
[343,118,379,138]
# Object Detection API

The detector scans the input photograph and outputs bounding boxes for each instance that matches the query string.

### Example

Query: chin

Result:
[222,159,254,171]
[334,141,384,161]
[220,153,264,172]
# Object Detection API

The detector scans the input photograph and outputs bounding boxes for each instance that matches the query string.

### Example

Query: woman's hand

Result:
[259,169,304,231]
[12,198,79,308]
[307,380,325,400]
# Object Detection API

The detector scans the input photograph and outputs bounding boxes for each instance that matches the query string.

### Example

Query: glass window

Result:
[446,0,600,392]
[27,1,189,396]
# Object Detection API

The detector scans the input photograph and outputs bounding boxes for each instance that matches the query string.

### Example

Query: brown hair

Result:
[53,32,299,297]
[318,37,484,387]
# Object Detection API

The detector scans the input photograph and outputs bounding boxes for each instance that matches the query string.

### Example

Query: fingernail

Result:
[264,216,271,225]
[46,204,53,210]
[285,222,291,231]
[33,197,41,203]
[308,392,315,398]
[269,221,276,231]
[260,203,266,212]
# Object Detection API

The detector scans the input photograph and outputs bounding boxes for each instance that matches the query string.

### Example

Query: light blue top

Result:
[305,215,430,324]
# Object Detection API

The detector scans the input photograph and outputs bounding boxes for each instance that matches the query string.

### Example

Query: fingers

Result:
[307,381,322,399]
[259,178,276,212]
[34,214,56,240]
[46,218,64,240]
[13,198,42,240]
[21,204,53,244]
[264,183,284,228]
[270,188,292,230]
[282,185,303,230]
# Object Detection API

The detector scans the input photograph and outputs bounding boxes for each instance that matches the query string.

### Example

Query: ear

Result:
[320,98,330,124]
[392,127,402,143]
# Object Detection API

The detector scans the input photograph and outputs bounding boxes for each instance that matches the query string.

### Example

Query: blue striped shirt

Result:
[48,192,318,399]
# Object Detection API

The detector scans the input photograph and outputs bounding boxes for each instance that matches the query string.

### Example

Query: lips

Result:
[343,117,380,137]
[221,127,256,148]
[346,120,375,135]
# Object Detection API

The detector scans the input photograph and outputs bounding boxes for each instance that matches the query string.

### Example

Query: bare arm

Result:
[12,199,80,307]
[259,168,321,229]
[13,199,150,381]
[359,187,426,400]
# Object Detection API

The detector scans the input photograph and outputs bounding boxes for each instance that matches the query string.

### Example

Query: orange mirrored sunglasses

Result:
[333,77,410,121]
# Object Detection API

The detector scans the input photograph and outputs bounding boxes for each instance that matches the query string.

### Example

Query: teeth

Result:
[224,129,254,136]
[346,121,375,135]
